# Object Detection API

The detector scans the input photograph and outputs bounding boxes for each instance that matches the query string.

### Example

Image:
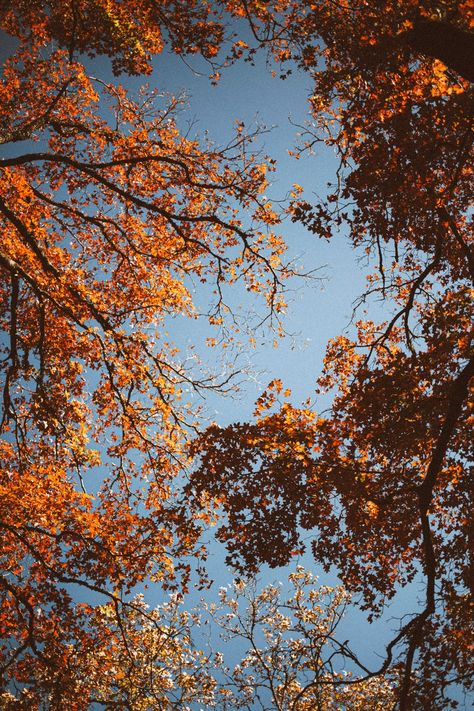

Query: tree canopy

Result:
[0,1,473,709]
[192,1,474,707]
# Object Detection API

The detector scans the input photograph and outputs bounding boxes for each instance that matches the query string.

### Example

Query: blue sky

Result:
[138,44,368,418]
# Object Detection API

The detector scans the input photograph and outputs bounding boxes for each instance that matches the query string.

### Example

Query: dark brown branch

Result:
[418,353,474,514]
[398,507,436,710]
[402,20,474,83]
[0,574,49,668]
[1,272,19,430]
[0,80,72,145]
[0,251,85,330]
[0,196,113,332]
[398,350,474,707]
[437,206,474,284]
[0,152,280,285]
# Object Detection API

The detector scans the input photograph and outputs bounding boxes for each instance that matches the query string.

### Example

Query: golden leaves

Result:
[1,1,473,706]
[0,3,294,697]
[430,59,467,97]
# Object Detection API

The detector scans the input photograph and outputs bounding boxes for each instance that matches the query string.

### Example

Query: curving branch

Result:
[402,20,474,84]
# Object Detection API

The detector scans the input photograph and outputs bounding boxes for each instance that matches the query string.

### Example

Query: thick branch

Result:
[418,353,474,513]
[402,20,474,84]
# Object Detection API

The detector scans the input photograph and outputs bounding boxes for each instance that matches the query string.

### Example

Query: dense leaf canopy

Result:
[0,1,473,709]
[190,1,474,708]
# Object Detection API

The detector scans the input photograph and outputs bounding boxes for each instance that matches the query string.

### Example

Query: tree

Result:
[189,1,474,708]
[0,567,394,709]
[1,0,473,708]
[0,1,289,701]
[206,567,396,710]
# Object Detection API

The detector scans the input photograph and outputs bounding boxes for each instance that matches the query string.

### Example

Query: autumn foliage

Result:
[0,1,289,705]
[190,1,474,708]
[0,1,473,709]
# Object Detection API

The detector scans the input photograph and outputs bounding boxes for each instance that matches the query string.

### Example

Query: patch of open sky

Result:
[125,50,369,419]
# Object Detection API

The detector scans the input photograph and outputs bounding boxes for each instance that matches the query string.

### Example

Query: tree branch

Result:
[402,20,474,83]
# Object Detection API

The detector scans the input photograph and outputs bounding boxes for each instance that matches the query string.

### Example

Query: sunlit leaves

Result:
[0,2,290,697]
